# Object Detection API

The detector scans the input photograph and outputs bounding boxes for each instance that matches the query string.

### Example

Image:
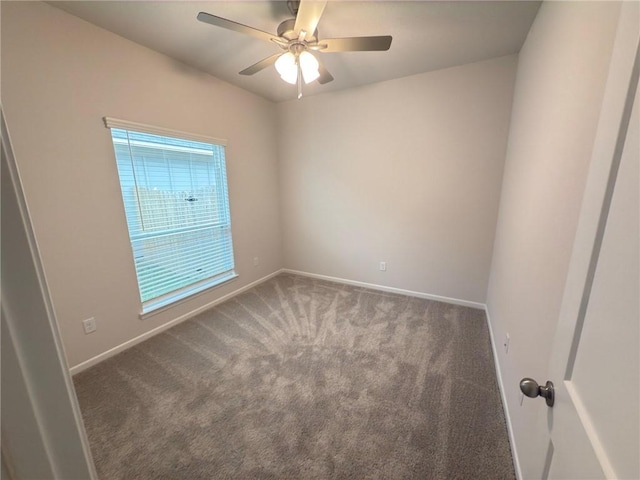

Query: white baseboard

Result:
[69,269,284,375]
[282,269,485,310]
[484,305,522,480]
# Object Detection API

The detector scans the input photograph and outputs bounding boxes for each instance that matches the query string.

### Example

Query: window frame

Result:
[104,117,237,317]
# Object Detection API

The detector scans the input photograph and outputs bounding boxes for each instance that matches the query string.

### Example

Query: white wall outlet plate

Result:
[379,261,387,271]
[253,257,259,266]
[83,317,97,334]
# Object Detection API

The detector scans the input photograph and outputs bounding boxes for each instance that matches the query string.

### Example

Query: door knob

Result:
[520,378,554,407]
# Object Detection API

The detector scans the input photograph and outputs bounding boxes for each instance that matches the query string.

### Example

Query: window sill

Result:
[139,272,238,320]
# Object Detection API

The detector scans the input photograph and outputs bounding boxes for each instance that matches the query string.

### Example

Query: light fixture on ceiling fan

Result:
[274,39,321,95]
[197,0,392,99]
[275,48,319,84]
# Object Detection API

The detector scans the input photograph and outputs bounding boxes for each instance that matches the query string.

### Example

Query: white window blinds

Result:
[105,118,235,313]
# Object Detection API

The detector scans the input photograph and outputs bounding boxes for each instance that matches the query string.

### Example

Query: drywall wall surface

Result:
[485,2,621,477]
[1,1,282,368]
[278,56,517,303]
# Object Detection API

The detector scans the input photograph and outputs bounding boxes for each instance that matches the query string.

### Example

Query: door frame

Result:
[1,108,97,479]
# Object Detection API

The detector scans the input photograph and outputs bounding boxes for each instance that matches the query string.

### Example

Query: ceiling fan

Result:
[197,0,392,99]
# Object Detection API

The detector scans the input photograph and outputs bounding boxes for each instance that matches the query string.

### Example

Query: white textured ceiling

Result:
[50,1,540,103]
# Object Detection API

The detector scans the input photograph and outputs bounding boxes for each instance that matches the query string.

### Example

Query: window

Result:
[105,118,236,315]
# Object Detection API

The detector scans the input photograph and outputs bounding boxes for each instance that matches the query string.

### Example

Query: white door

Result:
[536,3,639,478]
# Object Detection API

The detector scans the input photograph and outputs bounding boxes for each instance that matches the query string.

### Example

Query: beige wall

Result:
[485,2,621,477]
[278,56,517,303]
[1,1,282,368]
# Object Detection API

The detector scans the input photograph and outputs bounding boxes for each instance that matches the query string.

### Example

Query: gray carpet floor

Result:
[74,273,515,479]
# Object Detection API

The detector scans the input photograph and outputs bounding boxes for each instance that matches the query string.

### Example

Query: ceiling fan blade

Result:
[239,54,281,76]
[321,36,392,53]
[317,61,333,85]
[293,0,327,41]
[197,12,276,43]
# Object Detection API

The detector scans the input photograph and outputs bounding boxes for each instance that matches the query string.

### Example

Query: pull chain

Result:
[297,58,303,99]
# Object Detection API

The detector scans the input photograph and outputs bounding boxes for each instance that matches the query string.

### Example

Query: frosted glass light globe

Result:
[275,52,297,84]
[299,51,320,84]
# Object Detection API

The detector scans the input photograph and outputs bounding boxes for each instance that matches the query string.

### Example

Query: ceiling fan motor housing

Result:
[277,18,318,43]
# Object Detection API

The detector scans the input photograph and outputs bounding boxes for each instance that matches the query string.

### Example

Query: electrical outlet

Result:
[83,317,97,335]
[253,257,259,267]
[504,333,510,354]
[379,261,387,271]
